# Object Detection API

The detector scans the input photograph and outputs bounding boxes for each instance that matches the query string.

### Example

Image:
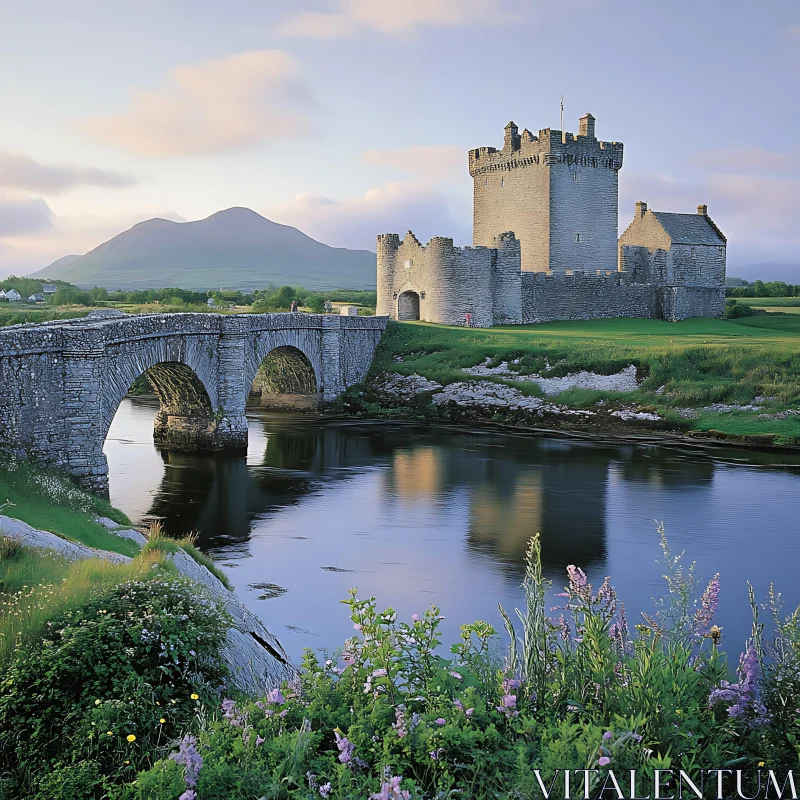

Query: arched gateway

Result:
[0,311,386,493]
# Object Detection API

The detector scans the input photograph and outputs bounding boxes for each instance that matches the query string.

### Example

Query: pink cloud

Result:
[78,50,315,157]
[278,0,517,38]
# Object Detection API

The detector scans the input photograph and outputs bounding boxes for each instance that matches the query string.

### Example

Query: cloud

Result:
[0,207,184,273]
[362,145,466,185]
[268,180,471,251]
[78,50,316,157]
[278,0,516,38]
[0,151,136,195]
[785,24,800,39]
[0,197,54,237]
[691,145,798,174]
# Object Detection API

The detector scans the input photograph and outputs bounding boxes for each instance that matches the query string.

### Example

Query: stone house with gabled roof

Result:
[619,202,726,291]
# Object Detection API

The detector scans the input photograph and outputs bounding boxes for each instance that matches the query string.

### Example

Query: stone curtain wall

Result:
[521,272,658,323]
[376,231,522,327]
[469,125,623,274]
[0,312,387,492]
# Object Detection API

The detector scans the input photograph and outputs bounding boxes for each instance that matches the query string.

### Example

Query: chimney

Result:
[579,113,596,139]
[635,201,648,219]
[697,204,708,216]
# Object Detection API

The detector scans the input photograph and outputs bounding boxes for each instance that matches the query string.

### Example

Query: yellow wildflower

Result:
[191,693,199,700]
[126,734,136,743]
[759,761,765,767]
[95,699,101,705]
[159,718,166,724]
[106,731,113,736]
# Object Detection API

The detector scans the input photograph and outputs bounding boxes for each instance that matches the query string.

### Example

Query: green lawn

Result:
[737,297,800,307]
[361,317,800,442]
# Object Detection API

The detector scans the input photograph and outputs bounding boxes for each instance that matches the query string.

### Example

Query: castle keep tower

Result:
[468,115,623,273]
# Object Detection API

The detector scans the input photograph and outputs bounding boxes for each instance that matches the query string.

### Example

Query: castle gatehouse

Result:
[376,115,726,325]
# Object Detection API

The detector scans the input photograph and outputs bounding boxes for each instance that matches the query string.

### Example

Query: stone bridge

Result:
[0,311,387,492]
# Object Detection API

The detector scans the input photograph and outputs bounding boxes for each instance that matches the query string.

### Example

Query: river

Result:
[105,397,800,663]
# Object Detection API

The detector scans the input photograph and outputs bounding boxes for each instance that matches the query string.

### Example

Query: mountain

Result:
[30,208,376,291]
[32,253,82,278]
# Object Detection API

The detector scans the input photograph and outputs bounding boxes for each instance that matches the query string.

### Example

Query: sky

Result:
[0,0,798,279]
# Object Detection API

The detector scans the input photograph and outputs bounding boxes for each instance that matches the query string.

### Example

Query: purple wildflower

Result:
[334,729,355,763]
[430,748,444,760]
[435,718,446,726]
[170,735,203,790]
[179,792,196,800]
[603,731,613,741]
[709,645,769,727]
[453,698,464,711]
[256,735,265,746]
[694,574,720,636]
[567,565,590,601]
[221,698,242,728]
[267,688,285,705]
[449,671,463,680]
[599,756,611,767]
[319,783,332,798]
[370,774,411,800]
[307,771,319,791]
[466,708,474,716]
[393,704,408,738]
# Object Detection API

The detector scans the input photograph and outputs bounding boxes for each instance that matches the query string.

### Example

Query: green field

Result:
[358,316,800,443]
[737,297,800,307]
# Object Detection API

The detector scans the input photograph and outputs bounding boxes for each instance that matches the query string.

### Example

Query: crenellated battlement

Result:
[468,117,623,177]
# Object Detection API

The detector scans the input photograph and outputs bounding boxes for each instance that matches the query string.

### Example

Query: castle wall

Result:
[520,272,658,324]
[669,244,726,287]
[658,286,725,321]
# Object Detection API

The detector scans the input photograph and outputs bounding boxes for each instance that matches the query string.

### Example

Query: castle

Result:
[376,114,726,326]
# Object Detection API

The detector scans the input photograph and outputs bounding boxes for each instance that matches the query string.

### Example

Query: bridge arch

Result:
[249,345,320,410]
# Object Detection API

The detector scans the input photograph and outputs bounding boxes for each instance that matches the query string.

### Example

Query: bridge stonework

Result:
[0,311,386,492]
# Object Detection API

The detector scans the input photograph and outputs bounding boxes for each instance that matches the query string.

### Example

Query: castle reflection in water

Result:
[142,412,719,581]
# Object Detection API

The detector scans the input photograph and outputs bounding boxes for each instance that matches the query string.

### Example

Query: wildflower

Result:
[709,645,769,726]
[353,623,363,631]
[599,756,611,767]
[127,734,136,743]
[393,705,408,738]
[170,735,203,789]
[453,698,464,711]
[221,698,243,728]
[430,748,444,760]
[159,718,166,724]
[759,761,765,767]
[319,783,332,798]
[256,735,265,746]
[372,668,387,677]
[94,699,101,706]
[466,708,474,716]
[106,731,113,736]
[307,771,319,791]
[334,729,355,763]
[190,693,199,701]
[279,709,288,718]
[411,614,420,621]
[371,774,411,800]
[450,670,463,680]
[179,792,196,800]
[709,625,723,645]
[267,688,285,705]
[694,574,720,636]
[435,718,446,726]
[603,731,613,740]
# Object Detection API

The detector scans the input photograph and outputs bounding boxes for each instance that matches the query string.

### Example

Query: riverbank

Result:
[337,317,800,448]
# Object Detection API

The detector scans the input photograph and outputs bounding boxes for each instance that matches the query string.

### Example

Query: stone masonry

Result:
[0,311,386,492]
[377,114,726,325]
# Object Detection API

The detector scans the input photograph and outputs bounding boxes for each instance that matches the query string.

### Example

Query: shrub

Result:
[0,565,229,798]
[723,299,760,318]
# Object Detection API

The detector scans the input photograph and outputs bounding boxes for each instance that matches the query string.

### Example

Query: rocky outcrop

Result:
[0,515,132,563]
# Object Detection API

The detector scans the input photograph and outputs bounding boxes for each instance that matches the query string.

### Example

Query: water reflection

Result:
[105,398,800,661]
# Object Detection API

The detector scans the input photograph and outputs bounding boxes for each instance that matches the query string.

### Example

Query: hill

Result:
[35,253,82,278]
[30,208,376,290]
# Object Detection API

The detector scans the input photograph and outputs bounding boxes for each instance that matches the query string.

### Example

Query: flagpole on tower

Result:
[561,95,565,144]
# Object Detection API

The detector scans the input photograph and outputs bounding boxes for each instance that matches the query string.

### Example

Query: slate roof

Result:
[651,212,726,246]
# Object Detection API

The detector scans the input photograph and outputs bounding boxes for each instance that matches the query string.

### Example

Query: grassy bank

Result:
[0,455,135,557]
[346,317,800,444]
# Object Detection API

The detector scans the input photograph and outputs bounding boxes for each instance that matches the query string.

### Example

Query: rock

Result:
[94,516,148,545]
[464,361,640,395]
[168,550,295,692]
[375,373,442,400]
[0,515,132,564]
[610,409,662,422]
